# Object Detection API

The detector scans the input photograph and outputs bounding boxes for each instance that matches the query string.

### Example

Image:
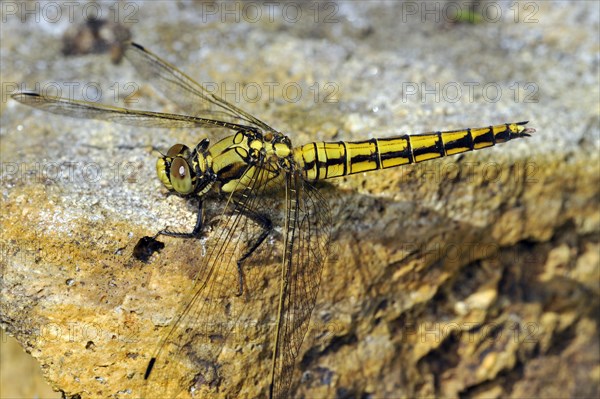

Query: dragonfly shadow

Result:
[294,182,515,396]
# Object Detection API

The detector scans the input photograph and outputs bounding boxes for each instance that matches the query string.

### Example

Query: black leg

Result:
[148,196,271,296]
[234,204,272,296]
[157,200,204,239]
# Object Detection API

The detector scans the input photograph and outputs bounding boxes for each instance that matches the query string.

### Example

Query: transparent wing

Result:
[270,173,332,399]
[142,159,284,399]
[124,42,276,131]
[11,92,248,130]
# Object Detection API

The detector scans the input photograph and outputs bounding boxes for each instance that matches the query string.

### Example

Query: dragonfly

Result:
[11,42,534,398]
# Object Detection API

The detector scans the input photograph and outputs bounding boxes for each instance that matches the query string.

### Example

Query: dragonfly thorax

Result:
[156,139,215,197]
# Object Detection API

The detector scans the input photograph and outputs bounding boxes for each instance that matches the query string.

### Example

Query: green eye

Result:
[169,157,194,194]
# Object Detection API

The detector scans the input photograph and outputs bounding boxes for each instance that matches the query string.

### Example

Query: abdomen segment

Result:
[294,121,534,181]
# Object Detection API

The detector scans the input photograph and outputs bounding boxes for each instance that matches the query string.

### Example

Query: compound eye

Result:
[167,144,190,158]
[169,157,194,194]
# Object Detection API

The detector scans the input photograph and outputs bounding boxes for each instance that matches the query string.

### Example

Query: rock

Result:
[1,2,598,398]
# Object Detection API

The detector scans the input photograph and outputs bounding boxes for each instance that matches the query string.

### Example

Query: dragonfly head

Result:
[156,139,214,196]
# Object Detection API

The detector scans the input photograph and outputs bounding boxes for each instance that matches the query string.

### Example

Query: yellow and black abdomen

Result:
[294,121,533,181]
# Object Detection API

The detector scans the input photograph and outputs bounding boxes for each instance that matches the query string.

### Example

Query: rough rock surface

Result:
[1,1,598,398]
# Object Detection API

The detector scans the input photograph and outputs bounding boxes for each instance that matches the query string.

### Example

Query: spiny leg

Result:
[133,200,203,262]
[157,199,204,238]
[234,202,273,296]
[150,195,272,297]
